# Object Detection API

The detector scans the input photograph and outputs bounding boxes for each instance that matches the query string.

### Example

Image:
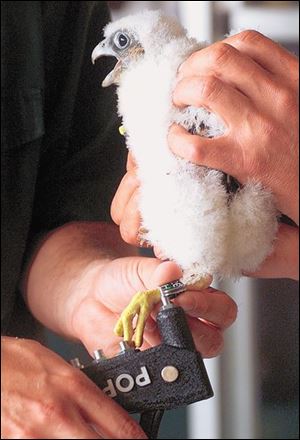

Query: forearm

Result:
[22,222,137,338]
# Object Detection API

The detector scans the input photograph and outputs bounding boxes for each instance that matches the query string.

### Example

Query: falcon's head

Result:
[91,10,187,87]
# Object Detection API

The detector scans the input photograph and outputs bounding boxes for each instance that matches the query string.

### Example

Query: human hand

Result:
[66,256,237,358]
[169,30,299,279]
[1,337,147,439]
[111,151,298,281]
[111,175,237,349]
[111,153,142,247]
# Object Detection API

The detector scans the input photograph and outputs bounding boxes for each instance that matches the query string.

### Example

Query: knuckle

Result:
[187,50,202,69]
[17,340,45,365]
[211,42,234,67]
[289,55,299,77]
[277,87,295,110]
[35,399,67,423]
[65,368,86,390]
[260,116,276,145]
[237,30,264,45]
[201,76,222,101]
[21,338,42,352]
[176,76,201,105]
[243,116,274,175]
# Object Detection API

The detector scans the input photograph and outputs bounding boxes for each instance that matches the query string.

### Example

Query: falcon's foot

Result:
[114,288,161,347]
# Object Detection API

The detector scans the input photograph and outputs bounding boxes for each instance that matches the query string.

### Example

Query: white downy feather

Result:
[106,10,279,280]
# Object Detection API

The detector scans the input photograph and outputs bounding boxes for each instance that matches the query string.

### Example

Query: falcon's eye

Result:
[114,32,130,50]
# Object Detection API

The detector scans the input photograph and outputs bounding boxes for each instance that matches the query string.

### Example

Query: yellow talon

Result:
[114,288,161,347]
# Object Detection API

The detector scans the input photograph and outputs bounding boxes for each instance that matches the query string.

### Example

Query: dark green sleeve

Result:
[32,1,127,232]
[1,1,127,331]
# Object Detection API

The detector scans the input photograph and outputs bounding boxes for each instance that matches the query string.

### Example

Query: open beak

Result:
[91,39,122,87]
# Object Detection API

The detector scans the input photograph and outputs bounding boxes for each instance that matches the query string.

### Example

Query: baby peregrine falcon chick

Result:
[92,10,278,347]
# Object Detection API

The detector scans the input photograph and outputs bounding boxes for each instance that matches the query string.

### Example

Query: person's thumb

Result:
[137,259,183,290]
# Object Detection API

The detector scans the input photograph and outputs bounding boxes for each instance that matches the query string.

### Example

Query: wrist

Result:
[24,222,136,339]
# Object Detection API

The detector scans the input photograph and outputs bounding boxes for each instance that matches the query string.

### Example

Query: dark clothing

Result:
[1,1,126,334]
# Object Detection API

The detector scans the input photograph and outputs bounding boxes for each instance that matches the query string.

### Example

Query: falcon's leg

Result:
[114,272,213,348]
[114,288,161,347]
[181,272,213,291]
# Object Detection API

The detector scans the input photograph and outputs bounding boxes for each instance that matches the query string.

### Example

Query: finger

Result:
[168,124,238,179]
[3,383,101,439]
[31,399,103,439]
[174,287,238,330]
[179,42,273,105]
[111,171,139,225]
[119,190,142,246]
[224,30,299,80]
[245,223,299,280]
[50,418,102,440]
[174,75,253,127]
[68,425,101,440]
[96,257,181,314]
[139,260,183,290]
[143,316,162,348]
[126,152,137,171]
[36,420,102,440]
[186,316,224,358]
[75,378,147,439]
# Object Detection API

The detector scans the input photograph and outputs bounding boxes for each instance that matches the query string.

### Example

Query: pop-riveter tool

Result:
[70,280,213,439]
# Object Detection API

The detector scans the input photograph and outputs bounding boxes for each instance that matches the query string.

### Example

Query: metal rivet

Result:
[161,365,179,382]
[93,349,105,361]
[119,341,135,353]
[70,358,83,369]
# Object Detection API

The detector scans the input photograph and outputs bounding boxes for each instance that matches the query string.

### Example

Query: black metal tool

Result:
[70,281,213,438]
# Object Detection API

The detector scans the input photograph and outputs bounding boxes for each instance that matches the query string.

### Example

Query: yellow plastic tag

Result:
[119,125,126,136]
